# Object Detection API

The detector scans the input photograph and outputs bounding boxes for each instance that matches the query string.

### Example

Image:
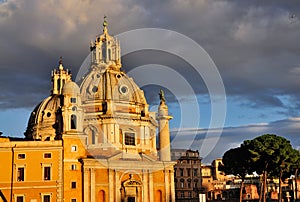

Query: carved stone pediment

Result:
[123,179,142,187]
[122,174,142,187]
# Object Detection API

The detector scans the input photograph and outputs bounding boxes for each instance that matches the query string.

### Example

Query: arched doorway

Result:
[120,174,142,202]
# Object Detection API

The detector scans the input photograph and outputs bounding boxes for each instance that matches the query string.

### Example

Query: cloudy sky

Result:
[1,0,300,163]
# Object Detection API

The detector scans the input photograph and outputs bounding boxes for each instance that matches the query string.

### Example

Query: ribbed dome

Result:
[25,95,62,140]
[79,67,147,104]
[62,81,80,96]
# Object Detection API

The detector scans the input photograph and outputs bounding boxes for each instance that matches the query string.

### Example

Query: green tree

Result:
[219,146,254,202]
[289,149,300,201]
[243,134,295,202]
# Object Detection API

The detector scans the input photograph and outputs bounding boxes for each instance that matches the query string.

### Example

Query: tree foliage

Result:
[220,146,254,202]
[222,134,298,202]
[243,134,293,175]
[220,146,253,178]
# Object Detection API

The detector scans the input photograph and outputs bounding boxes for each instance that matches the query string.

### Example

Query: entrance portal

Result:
[121,174,142,202]
[128,197,135,202]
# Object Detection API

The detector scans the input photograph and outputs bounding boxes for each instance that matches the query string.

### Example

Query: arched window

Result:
[108,49,111,60]
[57,79,61,92]
[102,46,106,60]
[99,190,105,202]
[71,114,77,129]
[155,190,162,202]
[92,131,96,144]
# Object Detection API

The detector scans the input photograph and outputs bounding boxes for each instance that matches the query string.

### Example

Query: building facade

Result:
[0,19,175,202]
[172,149,202,202]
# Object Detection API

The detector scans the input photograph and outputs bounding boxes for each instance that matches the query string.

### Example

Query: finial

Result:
[103,15,108,32]
[103,15,107,26]
[159,89,166,104]
[58,56,63,70]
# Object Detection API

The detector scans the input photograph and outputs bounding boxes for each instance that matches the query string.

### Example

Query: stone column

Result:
[157,97,172,161]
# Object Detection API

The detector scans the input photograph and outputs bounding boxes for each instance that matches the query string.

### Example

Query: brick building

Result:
[172,149,202,201]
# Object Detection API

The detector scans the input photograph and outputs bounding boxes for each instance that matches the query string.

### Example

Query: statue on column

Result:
[159,89,166,104]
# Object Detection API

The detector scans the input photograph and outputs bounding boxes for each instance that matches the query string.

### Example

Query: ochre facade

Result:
[0,20,175,202]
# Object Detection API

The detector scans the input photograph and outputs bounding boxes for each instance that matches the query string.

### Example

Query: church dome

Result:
[62,81,80,96]
[79,68,147,104]
[25,95,62,140]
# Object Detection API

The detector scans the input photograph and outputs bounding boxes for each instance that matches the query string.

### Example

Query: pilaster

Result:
[149,172,153,202]
[84,168,89,202]
[91,168,95,202]
[170,169,175,202]
[109,169,114,202]
[165,169,170,202]
[143,171,148,202]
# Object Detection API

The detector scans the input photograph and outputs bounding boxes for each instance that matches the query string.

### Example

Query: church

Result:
[0,19,175,202]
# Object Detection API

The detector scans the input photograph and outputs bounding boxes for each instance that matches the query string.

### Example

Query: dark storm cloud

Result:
[171,117,300,163]
[0,0,300,115]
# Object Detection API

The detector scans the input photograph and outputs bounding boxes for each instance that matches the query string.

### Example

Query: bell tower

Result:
[51,58,72,95]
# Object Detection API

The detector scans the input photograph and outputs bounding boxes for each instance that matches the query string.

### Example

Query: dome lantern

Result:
[90,16,121,69]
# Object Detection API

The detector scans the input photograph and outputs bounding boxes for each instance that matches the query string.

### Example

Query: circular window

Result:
[72,106,77,111]
[47,112,51,117]
[96,74,101,78]
[116,74,122,79]
[119,85,128,95]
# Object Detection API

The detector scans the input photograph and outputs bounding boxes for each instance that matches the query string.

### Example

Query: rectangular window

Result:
[71,164,77,170]
[70,98,76,103]
[71,145,77,152]
[43,195,51,202]
[187,168,191,176]
[44,153,52,158]
[16,196,24,202]
[180,168,184,176]
[125,132,135,146]
[18,154,25,159]
[17,167,24,181]
[194,169,198,177]
[71,181,76,189]
[71,199,76,202]
[44,166,51,180]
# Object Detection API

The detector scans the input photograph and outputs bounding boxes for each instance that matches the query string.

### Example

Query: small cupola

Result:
[51,57,72,95]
